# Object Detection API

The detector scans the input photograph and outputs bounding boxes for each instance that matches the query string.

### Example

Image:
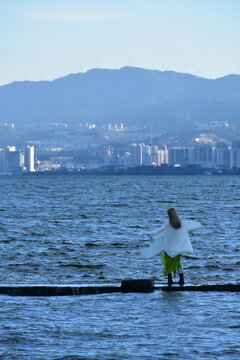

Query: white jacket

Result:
[142,220,201,258]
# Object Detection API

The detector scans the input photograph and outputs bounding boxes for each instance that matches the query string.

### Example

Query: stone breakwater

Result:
[1,280,240,296]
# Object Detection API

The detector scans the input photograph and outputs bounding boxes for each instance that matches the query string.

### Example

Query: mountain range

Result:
[0,66,240,132]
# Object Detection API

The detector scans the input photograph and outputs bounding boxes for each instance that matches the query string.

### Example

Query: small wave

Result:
[85,242,100,247]
[109,242,125,248]
[229,325,240,328]
[187,265,201,270]
[83,229,93,234]
[111,203,129,207]
[105,219,117,224]
[0,239,10,243]
[129,225,145,229]
[30,232,45,237]
[157,200,175,203]
[222,267,234,271]
[60,263,105,269]
[53,356,97,360]
[162,352,179,357]
[205,264,221,269]
[0,208,6,211]
[61,247,75,252]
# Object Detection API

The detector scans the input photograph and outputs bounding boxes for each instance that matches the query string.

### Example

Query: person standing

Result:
[142,208,201,285]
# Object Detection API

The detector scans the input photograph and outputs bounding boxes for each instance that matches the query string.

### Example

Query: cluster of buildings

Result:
[2,140,240,174]
[104,141,240,169]
[105,144,168,167]
[168,141,240,168]
[0,146,35,173]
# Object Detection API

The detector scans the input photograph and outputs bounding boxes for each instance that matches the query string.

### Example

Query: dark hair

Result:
[167,208,182,229]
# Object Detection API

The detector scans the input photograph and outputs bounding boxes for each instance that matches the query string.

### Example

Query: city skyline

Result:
[2,139,240,173]
[1,0,240,85]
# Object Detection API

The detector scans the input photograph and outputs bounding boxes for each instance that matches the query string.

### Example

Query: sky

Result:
[1,0,240,85]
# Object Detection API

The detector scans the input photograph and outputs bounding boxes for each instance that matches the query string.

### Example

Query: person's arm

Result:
[151,225,165,240]
[141,224,166,258]
[185,220,201,232]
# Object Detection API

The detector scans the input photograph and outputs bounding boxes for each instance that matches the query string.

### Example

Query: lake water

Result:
[0,174,240,359]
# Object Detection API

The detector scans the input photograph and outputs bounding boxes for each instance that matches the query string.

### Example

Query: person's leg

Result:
[177,267,184,285]
[162,251,174,285]
[163,251,183,285]
[168,272,173,286]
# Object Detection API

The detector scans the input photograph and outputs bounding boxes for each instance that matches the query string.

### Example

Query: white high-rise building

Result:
[230,149,240,168]
[230,141,240,169]
[142,145,152,166]
[151,145,159,165]
[157,149,165,165]
[123,152,131,167]
[129,143,143,167]
[0,149,5,172]
[25,146,35,172]
[5,146,24,173]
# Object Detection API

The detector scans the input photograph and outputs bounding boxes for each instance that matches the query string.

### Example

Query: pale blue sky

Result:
[1,0,240,85]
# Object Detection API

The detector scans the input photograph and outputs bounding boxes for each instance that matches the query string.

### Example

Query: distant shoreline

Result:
[71,166,240,176]
[2,166,240,176]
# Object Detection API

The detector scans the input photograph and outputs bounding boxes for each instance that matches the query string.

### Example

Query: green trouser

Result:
[162,250,182,277]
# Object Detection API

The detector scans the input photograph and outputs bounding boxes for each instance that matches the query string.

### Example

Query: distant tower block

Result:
[25,146,35,172]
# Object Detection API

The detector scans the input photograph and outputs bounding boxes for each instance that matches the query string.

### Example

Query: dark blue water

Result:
[0,175,240,359]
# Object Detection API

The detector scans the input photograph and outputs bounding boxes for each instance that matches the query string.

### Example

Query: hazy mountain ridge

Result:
[1,66,240,132]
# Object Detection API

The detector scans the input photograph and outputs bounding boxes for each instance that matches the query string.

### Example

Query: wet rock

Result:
[121,279,155,293]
